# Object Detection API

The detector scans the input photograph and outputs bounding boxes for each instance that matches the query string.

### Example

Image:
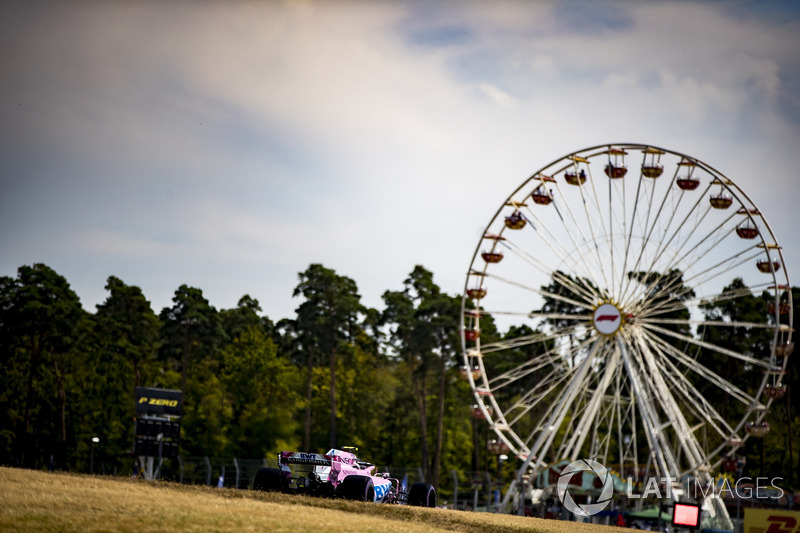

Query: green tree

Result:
[293,264,363,450]
[95,276,160,390]
[79,276,161,472]
[159,285,225,392]
[0,264,85,467]
[382,265,460,486]
[322,334,395,455]
[220,295,272,341]
[699,278,771,423]
[159,285,226,456]
[221,324,300,457]
[700,279,794,481]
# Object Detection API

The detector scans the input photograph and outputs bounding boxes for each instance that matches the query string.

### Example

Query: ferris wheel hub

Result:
[592,303,623,336]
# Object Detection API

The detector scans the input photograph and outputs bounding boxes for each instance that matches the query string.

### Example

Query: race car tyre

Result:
[252,467,285,492]
[339,475,375,502]
[408,482,436,507]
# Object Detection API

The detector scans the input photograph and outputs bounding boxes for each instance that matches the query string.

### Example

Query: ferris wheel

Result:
[460,143,792,518]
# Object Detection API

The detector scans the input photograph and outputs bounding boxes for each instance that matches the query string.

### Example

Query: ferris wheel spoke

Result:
[615,171,651,297]
[617,333,680,478]
[641,322,770,369]
[560,344,621,460]
[612,367,640,478]
[530,311,593,323]
[548,187,607,280]
[639,334,758,475]
[620,179,725,308]
[638,248,763,318]
[591,388,620,466]
[622,331,700,476]
[619,176,712,306]
[582,163,611,243]
[639,283,771,318]
[607,177,629,294]
[633,245,760,317]
[550,179,614,295]
[478,322,586,354]
[693,283,775,305]
[506,366,577,428]
[500,239,603,304]
[553,387,593,461]
[483,271,594,313]
[481,310,592,322]
[627,166,674,259]
[680,248,762,292]
[666,230,752,294]
[621,221,726,312]
[641,317,773,330]
[561,162,613,291]
[550,269,606,305]
[519,203,608,293]
[620,155,663,299]
[488,340,588,398]
[627,329,708,469]
[516,339,603,473]
[500,236,563,280]
[488,345,573,392]
[640,327,763,408]
[646,189,713,272]
[579,167,610,294]
[648,342,738,440]
[664,210,741,275]
[481,311,593,333]
[518,205,584,269]
[654,177,714,251]
[670,210,736,271]
[637,329,737,440]
[519,358,597,459]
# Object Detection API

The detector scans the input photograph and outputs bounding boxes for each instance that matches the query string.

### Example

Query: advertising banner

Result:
[744,507,800,533]
[135,387,183,416]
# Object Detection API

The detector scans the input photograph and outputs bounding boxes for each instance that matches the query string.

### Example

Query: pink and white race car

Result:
[252,448,436,507]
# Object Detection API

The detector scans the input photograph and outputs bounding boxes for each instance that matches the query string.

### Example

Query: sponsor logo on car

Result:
[375,482,391,500]
[284,453,330,466]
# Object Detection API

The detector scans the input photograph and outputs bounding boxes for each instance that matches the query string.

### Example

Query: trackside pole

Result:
[452,470,458,508]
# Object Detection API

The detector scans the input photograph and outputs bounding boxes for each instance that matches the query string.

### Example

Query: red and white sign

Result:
[593,304,622,335]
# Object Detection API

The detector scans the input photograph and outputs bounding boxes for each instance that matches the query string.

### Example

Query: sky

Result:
[2,0,799,323]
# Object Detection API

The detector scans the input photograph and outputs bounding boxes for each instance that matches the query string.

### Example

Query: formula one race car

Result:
[252,448,436,507]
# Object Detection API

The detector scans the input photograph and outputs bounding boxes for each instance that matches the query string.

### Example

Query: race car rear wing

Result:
[279,451,332,466]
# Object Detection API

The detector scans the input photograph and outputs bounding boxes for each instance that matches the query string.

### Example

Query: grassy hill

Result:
[0,467,620,532]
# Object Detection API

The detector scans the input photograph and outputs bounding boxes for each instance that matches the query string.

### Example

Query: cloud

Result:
[1,0,799,320]
[479,83,518,109]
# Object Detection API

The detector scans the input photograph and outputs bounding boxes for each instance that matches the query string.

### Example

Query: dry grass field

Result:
[0,466,621,532]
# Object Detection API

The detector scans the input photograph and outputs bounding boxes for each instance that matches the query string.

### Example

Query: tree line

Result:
[0,263,484,485]
[0,263,798,490]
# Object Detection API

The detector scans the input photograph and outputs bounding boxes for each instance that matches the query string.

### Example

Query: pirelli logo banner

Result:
[135,387,183,416]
